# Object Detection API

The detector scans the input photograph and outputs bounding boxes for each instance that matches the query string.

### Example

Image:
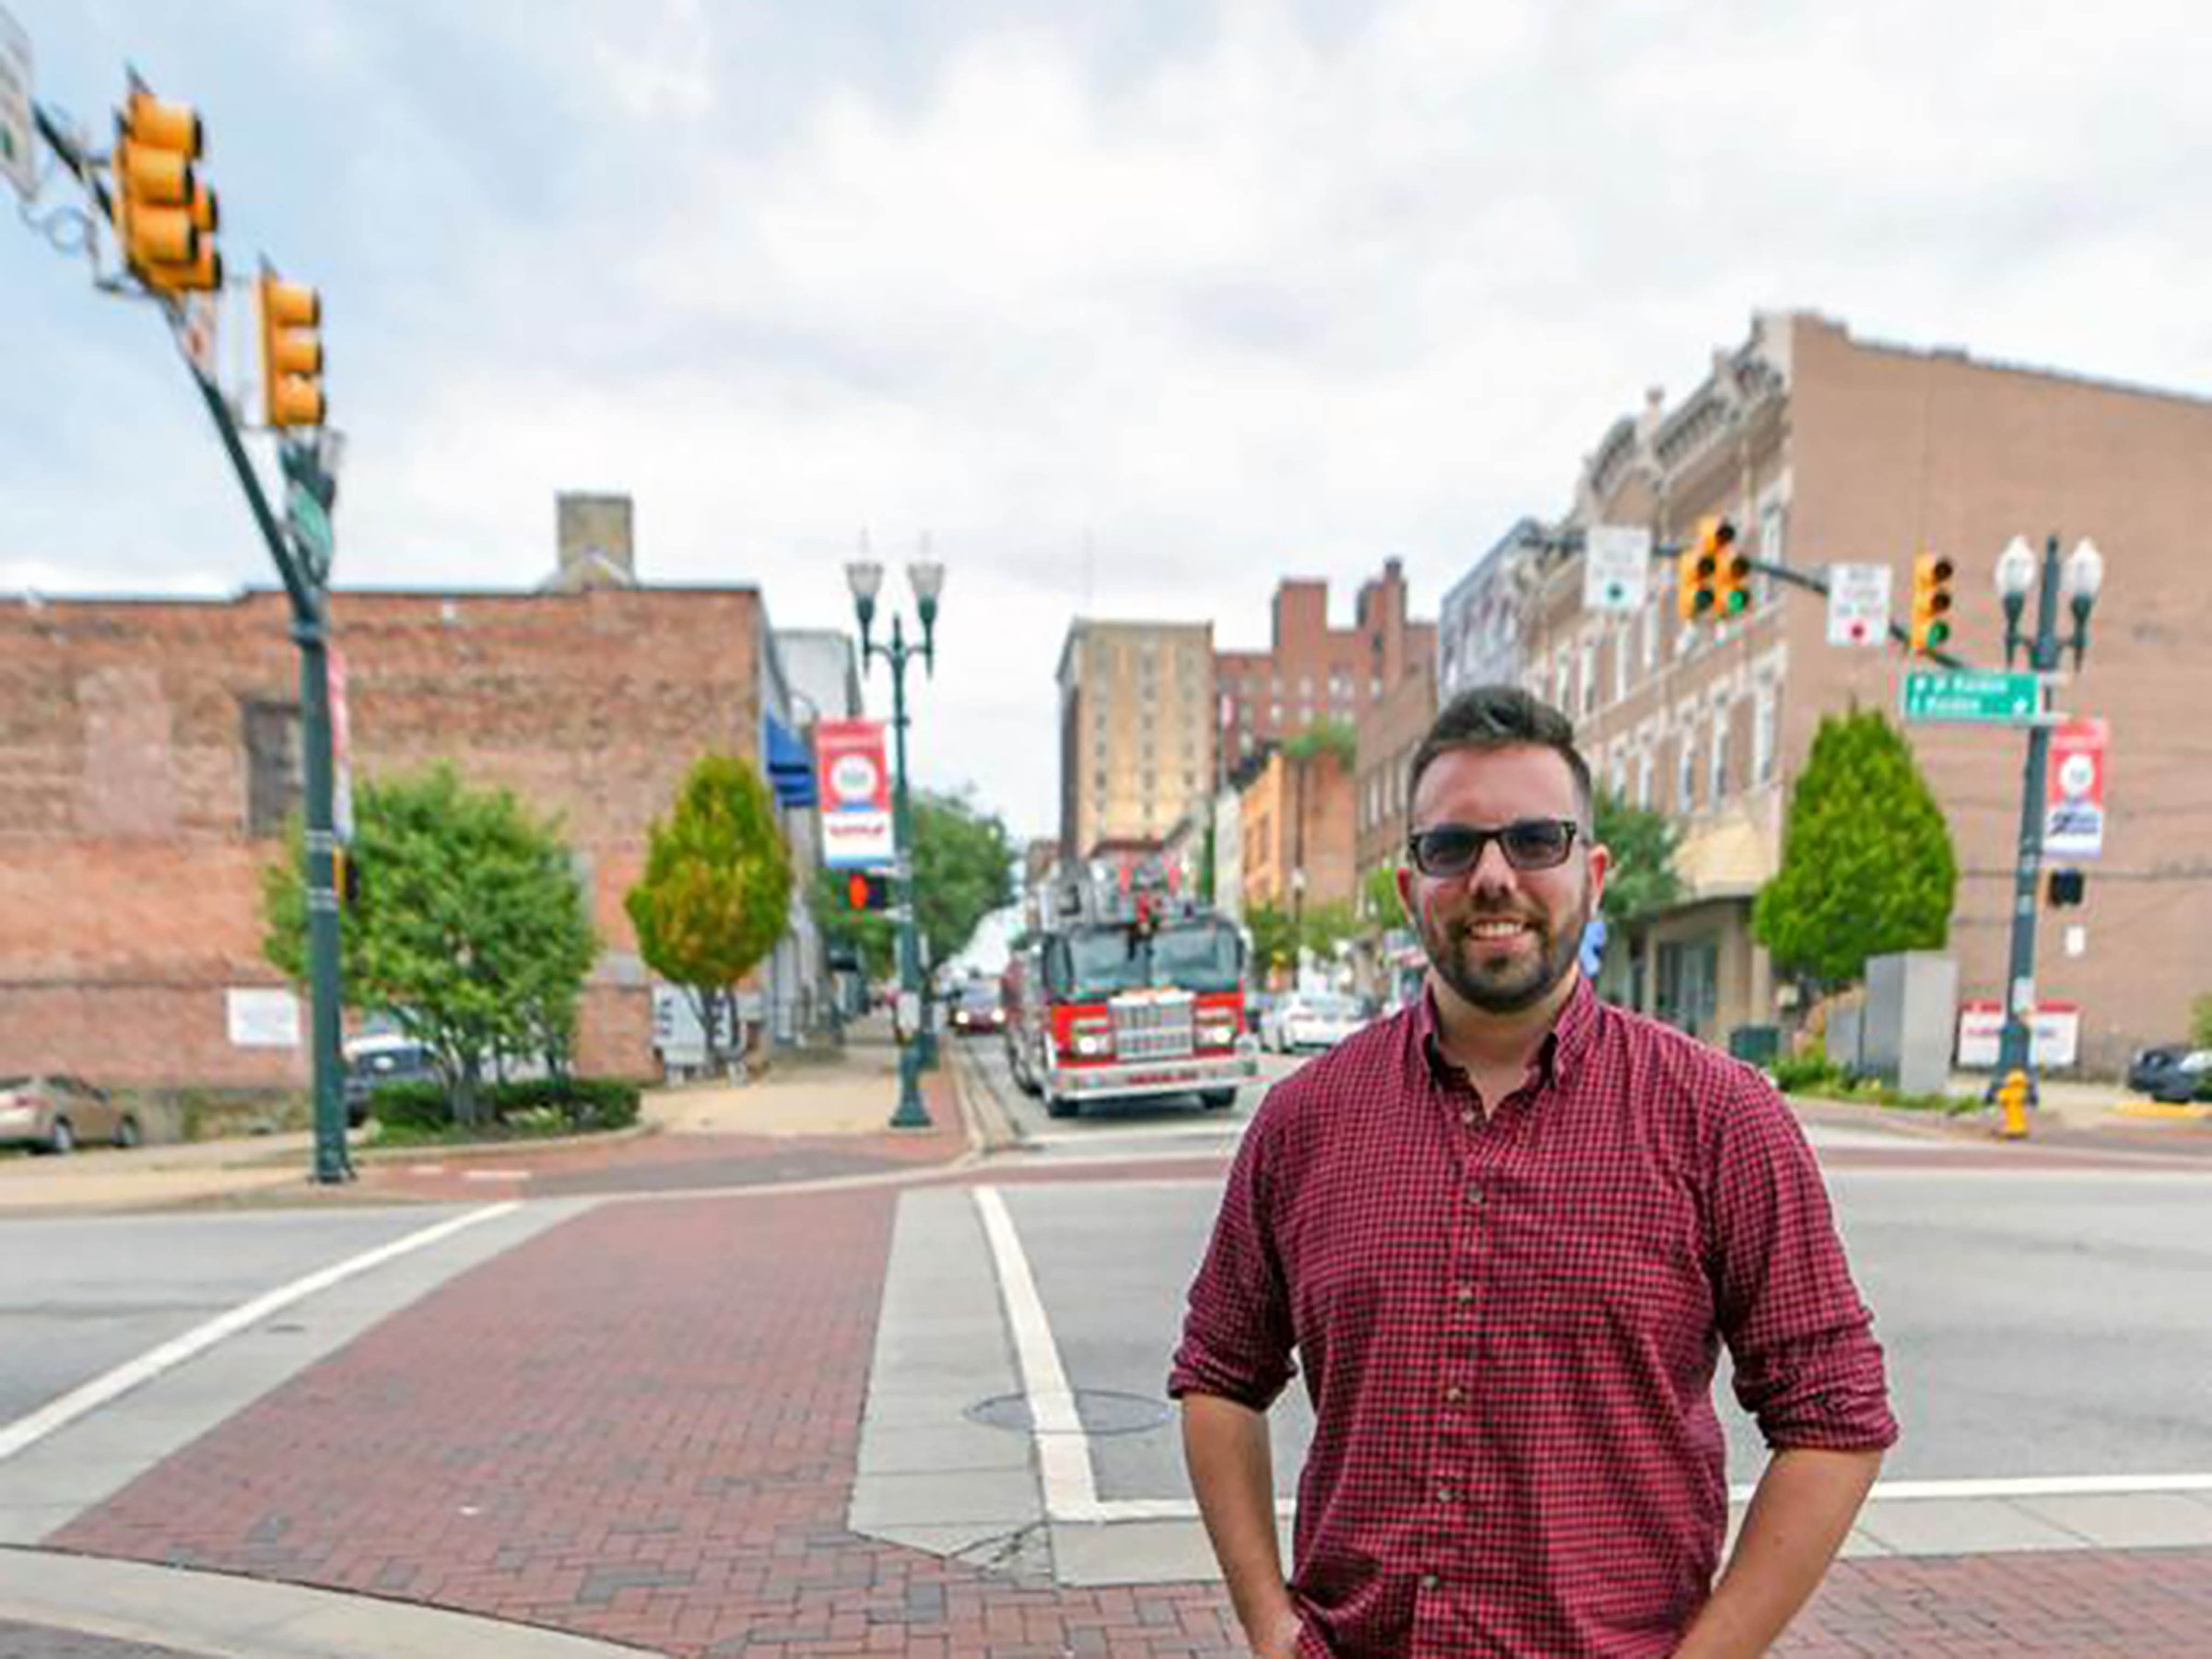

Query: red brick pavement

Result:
[45,1150,2212,1655]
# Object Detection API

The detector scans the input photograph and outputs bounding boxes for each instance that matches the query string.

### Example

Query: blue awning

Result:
[763,714,818,808]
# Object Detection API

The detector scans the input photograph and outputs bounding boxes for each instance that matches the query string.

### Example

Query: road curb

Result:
[0,1547,661,1658]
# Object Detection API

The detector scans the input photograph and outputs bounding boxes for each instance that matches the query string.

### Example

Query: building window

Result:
[1642,601,1658,673]
[1579,641,1597,716]
[1677,732,1697,814]
[1754,688,1777,785]
[1709,709,1729,803]
[1636,748,1654,810]
[242,700,303,837]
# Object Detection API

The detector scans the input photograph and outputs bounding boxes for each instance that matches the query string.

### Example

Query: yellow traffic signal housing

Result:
[259,272,327,429]
[113,89,222,292]
[1910,552,1956,654]
[1710,522,1751,617]
[1677,516,1733,622]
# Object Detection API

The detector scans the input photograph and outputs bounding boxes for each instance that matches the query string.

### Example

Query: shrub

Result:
[364,1076,641,1136]
[1770,1052,1842,1094]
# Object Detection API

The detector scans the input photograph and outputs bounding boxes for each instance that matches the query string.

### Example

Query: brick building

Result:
[0,582,804,1090]
[1238,745,1356,921]
[1214,559,1436,780]
[1488,312,2212,1071]
[1055,619,1216,859]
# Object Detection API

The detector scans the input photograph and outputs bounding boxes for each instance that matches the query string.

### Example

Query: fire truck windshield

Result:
[1059,922,1242,998]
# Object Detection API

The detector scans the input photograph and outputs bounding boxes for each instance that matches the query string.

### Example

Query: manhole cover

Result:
[966,1389,1173,1437]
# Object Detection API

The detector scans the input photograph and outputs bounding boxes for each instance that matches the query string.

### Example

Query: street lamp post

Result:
[845,549,945,1131]
[1990,533,2105,1098]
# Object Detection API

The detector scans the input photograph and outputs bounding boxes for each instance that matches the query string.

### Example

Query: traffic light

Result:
[843,870,892,912]
[259,269,326,428]
[1677,523,1718,622]
[1910,552,1956,655]
[112,88,221,292]
[1710,521,1751,618]
[2048,868,2085,908]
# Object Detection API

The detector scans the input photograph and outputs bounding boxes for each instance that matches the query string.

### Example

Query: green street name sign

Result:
[1901,668,2043,724]
[288,480,334,581]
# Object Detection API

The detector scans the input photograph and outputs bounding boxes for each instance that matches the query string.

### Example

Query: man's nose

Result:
[1465,837,1519,895]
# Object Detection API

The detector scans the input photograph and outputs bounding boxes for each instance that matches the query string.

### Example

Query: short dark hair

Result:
[1406,684,1593,829]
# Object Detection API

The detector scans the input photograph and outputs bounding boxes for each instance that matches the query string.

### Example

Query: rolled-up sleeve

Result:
[1167,1111,1297,1410]
[1708,1079,1899,1453]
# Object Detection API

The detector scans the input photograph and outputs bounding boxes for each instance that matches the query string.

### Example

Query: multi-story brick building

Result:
[1239,746,1356,921]
[1484,312,2211,1071]
[1215,560,1437,781]
[1055,620,1216,859]
[0,579,816,1091]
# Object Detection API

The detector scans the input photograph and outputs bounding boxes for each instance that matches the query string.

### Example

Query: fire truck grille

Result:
[1112,994,1195,1062]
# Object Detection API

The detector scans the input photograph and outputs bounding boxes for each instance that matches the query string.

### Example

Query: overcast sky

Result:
[7,0,2210,839]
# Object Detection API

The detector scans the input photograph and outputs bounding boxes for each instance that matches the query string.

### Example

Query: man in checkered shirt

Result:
[1172,686,1895,1658]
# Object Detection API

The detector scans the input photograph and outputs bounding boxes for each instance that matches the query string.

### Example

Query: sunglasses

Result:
[1406,818,1581,877]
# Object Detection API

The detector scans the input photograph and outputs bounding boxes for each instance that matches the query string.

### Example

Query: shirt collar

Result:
[1416,971,1600,1094]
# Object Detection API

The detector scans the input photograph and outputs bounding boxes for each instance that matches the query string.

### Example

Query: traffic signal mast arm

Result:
[1540,524,1977,671]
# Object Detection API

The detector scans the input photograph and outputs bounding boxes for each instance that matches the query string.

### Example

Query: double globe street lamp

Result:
[845,549,946,1130]
[1990,534,2105,1096]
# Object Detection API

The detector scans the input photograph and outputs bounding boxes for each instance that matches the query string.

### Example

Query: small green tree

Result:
[1300,900,1360,961]
[1593,790,1684,927]
[1361,863,1405,931]
[1752,708,1958,989]
[1282,720,1357,769]
[1244,902,1299,982]
[911,791,1017,968]
[261,764,599,1126]
[625,755,794,1076]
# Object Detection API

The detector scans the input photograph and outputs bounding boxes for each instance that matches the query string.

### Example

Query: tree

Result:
[811,865,897,982]
[909,791,1017,969]
[1361,863,1405,931]
[1300,900,1360,961]
[261,764,598,1126]
[1593,790,1684,927]
[1752,708,1958,988]
[1282,719,1357,769]
[1244,902,1299,982]
[625,755,794,1076]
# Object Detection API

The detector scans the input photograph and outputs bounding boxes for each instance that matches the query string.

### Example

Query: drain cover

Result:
[967,1389,1174,1437]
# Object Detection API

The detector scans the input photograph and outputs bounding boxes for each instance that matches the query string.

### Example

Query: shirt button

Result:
[1445,1384,1465,1403]
[1420,1572,1440,1591]
[1465,1183,1484,1205]
[1459,1110,1477,1127]
[1453,1285,1474,1303]
[1436,1487,1453,1504]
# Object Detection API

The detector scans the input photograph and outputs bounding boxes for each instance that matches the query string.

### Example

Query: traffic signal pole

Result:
[29,97,351,1182]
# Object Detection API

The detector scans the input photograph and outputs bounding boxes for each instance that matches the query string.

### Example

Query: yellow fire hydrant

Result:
[1995,1068,2031,1140]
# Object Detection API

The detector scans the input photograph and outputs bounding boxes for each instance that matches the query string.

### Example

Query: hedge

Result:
[364,1077,641,1135]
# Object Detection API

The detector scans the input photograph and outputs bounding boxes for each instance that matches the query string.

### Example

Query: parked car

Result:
[2125,1045,2212,1103]
[341,1033,441,1126]
[948,979,1006,1036]
[0,1075,138,1153]
[1263,993,1367,1054]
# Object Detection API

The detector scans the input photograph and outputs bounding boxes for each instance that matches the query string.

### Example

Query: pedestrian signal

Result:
[844,870,892,912]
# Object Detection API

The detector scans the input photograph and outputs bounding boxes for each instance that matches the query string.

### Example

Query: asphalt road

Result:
[996,1162,2212,1497]
[0,1206,477,1429]
[958,1030,1305,1153]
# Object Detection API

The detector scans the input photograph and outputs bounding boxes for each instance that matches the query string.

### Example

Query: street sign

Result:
[0,6,34,201]
[288,478,334,582]
[1901,668,2043,724]
[1826,562,1892,648]
[1582,525,1652,614]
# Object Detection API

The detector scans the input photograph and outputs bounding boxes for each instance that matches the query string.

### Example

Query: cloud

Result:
[8,0,2212,840]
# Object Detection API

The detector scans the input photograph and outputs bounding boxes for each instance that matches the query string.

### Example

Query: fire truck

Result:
[1002,860,1258,1119]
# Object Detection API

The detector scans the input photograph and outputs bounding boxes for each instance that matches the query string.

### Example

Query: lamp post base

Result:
[889,1043,934,1130]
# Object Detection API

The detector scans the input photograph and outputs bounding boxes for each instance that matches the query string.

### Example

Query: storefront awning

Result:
[763,714,817,808]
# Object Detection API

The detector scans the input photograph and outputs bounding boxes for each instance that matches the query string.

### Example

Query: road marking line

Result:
[971,1186,1102,1522]
[0,1203,522,1465]
[1079,1474,2212,1524]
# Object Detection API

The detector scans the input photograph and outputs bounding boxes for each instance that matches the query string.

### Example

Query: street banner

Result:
[816,717,894,868]
[1955,1000,2079,1069]
[328,644,355,844]
[2043,717,2108,860]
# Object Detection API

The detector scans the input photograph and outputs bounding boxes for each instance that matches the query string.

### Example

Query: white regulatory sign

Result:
[1826,562,1892,648]
[0,6,34,201]
[1583,525,1653,615]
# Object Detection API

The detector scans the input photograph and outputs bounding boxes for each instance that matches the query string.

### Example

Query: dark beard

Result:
[1423,893,1589,1015]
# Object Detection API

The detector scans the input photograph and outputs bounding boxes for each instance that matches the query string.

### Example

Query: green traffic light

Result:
[1724,591,1748,614]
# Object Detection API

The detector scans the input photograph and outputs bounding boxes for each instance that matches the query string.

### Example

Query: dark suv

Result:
[2125,1045,2212,1103]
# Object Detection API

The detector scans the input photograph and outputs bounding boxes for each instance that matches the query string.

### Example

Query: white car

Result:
[1265,993,1367,1054]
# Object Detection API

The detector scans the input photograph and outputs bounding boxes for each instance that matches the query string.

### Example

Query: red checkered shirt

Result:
[1169,978,1896,1658]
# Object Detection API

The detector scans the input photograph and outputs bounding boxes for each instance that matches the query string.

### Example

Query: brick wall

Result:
[0,586,764,1087]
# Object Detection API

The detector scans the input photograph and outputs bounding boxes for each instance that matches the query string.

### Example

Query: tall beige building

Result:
[1475,312,2211,1072]
[1056,620,1217,859]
